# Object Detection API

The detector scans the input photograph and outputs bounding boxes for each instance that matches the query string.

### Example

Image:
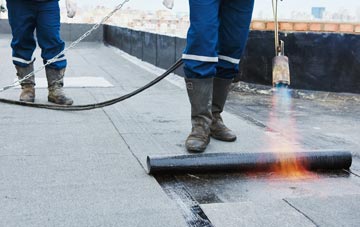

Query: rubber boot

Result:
[46,68,73,105]
[16,64,35,102]
[210,77,237,142]
[185,78,213,153]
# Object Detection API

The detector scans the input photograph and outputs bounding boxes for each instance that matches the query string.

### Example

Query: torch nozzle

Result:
[272,40,290,87]
[272,55,290,87]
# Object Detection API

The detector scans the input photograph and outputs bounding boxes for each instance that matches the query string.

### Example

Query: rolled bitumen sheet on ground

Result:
[147,151,352,175]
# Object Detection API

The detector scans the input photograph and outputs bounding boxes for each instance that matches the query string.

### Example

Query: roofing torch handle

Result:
[271,0,290,86]
[272,0,281,55]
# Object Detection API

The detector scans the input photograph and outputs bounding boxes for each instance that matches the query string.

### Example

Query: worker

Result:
[5,0,77,105]
[181,0,255,152]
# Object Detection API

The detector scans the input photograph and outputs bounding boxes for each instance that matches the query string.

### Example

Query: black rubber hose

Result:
[0,59,183,111]
[147,151,352,175]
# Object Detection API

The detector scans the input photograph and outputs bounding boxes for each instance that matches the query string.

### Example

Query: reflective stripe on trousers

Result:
[183,0,254,79]
[7,0,66,69]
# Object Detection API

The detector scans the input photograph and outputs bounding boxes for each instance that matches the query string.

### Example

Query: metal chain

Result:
[0,0,130,92]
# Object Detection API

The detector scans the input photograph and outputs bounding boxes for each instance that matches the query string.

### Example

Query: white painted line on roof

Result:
[14,77,113,88]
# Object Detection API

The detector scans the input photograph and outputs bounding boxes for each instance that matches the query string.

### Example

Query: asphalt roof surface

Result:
[0,35,359,227]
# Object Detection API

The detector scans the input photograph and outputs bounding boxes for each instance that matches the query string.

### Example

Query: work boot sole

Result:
[48,97,74,105]
[185,137,210,153]
[210,133,237,142]
[186,146,207,153]
[19,98,35,103]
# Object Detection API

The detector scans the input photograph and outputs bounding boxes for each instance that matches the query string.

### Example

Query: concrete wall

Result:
[60,23,103,42]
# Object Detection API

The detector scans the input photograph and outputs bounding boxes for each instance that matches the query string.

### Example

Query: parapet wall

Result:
[104,24,360,94]
[104,25,186,76]
[240,30,360,93]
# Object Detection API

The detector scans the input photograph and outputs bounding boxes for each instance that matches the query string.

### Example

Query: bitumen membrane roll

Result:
[147,151,352,175]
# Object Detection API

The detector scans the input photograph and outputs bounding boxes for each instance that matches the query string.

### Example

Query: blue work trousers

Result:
[183,0,254,79]
[6,0,66,69]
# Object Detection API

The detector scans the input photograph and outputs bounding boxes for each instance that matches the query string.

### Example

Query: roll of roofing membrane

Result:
[147,151,352,175]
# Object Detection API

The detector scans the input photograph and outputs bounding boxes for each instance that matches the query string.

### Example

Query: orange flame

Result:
[265,87,317,179]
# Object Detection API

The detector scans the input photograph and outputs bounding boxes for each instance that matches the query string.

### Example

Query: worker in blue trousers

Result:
[4,0,76,105]
[165,0,255,152]
[183,0,255,152]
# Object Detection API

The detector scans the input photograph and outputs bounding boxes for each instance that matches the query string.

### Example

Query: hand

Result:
[163,0,174,10]
[66,0,77,18]
[0,0,7,13]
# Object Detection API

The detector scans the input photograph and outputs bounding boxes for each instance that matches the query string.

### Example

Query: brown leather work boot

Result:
[20,85,35,102]
[16,64,36,103]
[185,78,213,153]
[211,112,236,142]
[46,67,73,105]
[210,77,236,142]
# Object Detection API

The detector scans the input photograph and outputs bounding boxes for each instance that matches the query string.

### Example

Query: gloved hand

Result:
[163,0,174,9]
[0,0,6,13]
[65,0,77,18]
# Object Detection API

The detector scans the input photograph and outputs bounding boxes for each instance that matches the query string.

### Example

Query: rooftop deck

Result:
[0,34,359,227]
